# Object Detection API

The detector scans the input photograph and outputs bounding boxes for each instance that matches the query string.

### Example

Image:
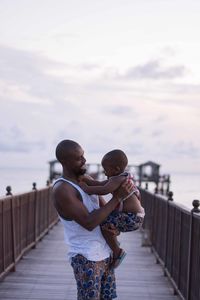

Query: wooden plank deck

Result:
[0,222,179,300]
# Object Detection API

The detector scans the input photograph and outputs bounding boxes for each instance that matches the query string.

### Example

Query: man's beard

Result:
[76,167,86,176]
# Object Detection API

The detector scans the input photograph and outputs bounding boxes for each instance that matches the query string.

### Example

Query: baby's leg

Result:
[101,212,121,257]
[112,210,144,232]
[123,193,145,217]
[101,212,127,268]
[101,226,121,257]
[101,226,126,269]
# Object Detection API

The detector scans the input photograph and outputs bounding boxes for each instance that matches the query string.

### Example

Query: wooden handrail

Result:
[140,189,200,300]
[0,186,59,280]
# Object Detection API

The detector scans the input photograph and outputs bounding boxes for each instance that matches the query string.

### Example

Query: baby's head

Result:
[101,149,128,177]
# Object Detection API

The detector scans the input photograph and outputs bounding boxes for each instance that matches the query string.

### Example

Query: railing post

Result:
[191,199,200,213]
[177,203,183,294]
[33,183,37,248]
[186,199,200,300]
[151,189,158,249]
[1,198,5,274]
[6,186,12,196]
[160,181,164,195]
[46,180,50,187]
[166,175,170,195]
[164,192,173,275]
[10,195,16,272]
[32,182,37,191]
[46,181,51,231]
[168,191,173,201]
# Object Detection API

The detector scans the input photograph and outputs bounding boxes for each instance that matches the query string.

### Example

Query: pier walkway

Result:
[0,222,179,300]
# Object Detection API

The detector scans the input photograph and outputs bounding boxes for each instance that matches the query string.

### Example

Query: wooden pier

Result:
[1,167,200,299]
[0,221,179,300]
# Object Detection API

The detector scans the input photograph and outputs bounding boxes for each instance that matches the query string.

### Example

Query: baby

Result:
[79,149,145,268]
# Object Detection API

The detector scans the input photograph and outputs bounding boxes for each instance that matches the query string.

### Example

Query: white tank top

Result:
[53,178,111,261]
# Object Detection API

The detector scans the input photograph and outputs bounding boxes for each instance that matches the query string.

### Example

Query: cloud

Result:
[0,141,41,153]
[151,130,163,137]
[0,45,70,104]
[169,83,200,94]
[113,60,186,80]
[131,127,143,135]
[79,63,100,71]
[0,125,45,153]
[102,105,134,115]
[153,115,169,123]
[172,141,200,158]
[126,142,146,156]
[0,46,199,173]
[0,45,62,80]
[42,31,79,41]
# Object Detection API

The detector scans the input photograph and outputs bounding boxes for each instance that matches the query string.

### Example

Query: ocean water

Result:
[0,167,199,210]
[0,167,49,197]
[169,172,200,210]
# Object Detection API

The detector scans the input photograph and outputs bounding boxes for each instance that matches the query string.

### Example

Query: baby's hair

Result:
[102,149,128,172]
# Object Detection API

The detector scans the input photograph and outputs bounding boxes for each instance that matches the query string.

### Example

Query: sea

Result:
[0,167,199,210]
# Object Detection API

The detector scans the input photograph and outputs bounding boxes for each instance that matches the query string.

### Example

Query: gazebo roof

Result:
[49,159,58,165]
[138,161,160,167]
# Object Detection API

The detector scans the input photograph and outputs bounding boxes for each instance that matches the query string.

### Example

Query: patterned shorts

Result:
[101,211,143,232]
[71,254,117,300]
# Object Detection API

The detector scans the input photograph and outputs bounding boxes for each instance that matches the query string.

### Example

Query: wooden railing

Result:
[0,186,59,280]
[140,188,200,300]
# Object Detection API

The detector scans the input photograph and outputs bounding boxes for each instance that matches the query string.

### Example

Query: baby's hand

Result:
[79,174,91,182]
[79,174,95,185]
[79,181,88,192]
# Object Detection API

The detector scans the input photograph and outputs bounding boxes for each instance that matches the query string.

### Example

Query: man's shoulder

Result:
[53,178,77,196]
[53,181,83,215]
[53,178,67,191]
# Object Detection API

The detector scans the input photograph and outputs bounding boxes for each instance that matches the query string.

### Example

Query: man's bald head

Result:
[55,140,81,164]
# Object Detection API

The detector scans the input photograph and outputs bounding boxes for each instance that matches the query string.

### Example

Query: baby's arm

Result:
[79,176,126,195]
[79,175,108,186]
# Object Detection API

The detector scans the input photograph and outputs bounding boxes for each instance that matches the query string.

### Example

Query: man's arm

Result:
[79,176,126,195]
[53,179,132,231]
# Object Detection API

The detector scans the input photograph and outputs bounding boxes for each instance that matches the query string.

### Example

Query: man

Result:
[52,139,138,299]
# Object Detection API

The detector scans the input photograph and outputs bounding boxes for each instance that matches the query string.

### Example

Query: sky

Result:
[0,0,200,176]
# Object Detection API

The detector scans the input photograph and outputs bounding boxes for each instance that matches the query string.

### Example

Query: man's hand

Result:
[113,178,134,201]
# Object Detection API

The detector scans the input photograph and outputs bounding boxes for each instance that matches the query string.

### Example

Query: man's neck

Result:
[62,171,79,184]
